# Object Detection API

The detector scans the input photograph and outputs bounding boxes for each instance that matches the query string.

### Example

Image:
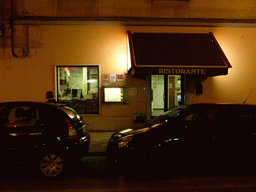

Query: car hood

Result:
[110,121,166,142]
[118,124,148,136]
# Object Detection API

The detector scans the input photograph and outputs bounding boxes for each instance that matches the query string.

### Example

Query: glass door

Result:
[151,75,164,116]
[151,75,182,117]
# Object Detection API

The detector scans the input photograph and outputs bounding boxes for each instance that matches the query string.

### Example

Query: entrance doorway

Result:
[151,75,183,117]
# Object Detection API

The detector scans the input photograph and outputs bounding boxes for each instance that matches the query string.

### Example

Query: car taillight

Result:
[66,119,77,139]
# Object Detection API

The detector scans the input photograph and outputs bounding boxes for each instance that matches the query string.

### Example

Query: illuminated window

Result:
[56,66,99,114]
[6,106,39,128]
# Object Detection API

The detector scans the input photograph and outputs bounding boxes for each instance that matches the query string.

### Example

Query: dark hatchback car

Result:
[107,103,256,177]
[0,102,90,178]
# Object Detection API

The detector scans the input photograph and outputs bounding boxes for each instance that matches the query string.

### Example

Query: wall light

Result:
[127,34,132,71]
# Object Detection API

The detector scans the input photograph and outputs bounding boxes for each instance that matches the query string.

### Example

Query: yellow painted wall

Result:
[1,25,129,102]
[195,28,256,104]
[0,25,147,131]
[3,25,256,105]
[2,24,256,130]
[2,0,256,132]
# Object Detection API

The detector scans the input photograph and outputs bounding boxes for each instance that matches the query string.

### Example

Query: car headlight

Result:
[118,136,133,148]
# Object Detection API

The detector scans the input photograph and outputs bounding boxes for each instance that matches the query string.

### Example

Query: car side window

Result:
[184,112,197,128]
[184,109,218,137]
[5,106,39,128]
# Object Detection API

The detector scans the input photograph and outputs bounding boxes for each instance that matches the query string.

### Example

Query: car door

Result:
[154,109,201,171]
[218,106,256,170]
[1,103,44,164]
[172,108,218,173]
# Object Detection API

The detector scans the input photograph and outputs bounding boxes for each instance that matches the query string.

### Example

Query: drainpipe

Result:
[11,0,29,58]
[10,17,18,58]
[23,25,29,57]
[11,0,18,57]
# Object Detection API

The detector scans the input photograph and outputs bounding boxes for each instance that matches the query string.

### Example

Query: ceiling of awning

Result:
[128,31,232,77]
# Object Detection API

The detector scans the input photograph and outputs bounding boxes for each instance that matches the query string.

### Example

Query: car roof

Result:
[189,103,256,106]
[188,103,256,109]
[0,101,59,108]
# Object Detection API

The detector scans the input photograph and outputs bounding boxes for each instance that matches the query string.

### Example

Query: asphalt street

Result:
[2,132,256,191]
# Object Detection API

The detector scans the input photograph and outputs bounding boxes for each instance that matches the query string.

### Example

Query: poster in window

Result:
[158,76,164,84]
[110,74,116,82]
[117,74,124,81]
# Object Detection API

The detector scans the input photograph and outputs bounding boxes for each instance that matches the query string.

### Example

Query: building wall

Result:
[2,0,256,130]
[9,0,256,19]
[0,25,147,131]
[2,24,256,131]
[195,27,256,104]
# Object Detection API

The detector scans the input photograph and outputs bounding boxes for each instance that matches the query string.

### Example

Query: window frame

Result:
[56,65,100,114]
[4,104,40,128]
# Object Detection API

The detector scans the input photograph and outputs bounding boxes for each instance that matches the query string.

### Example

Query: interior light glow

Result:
[87,79,97,83]
[104,88,123,102]
[127,34,131,71]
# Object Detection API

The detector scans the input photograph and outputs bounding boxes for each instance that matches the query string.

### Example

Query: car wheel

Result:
[39,153,65,178]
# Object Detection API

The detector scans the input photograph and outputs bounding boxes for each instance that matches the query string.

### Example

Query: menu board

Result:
[103,87,124,103]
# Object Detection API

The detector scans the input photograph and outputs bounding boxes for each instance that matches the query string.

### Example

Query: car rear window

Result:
[59,105,77,119]
[59,105,85,127]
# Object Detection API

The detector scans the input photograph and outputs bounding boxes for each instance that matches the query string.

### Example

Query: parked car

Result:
[106,103,256,177]
[0,102,90,178]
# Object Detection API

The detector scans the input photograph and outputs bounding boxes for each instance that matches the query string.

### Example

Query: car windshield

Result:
[146,105,190,126]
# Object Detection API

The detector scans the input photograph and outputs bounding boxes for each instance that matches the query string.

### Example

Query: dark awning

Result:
[128,31,232,77]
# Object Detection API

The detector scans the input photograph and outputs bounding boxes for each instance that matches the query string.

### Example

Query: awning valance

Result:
[128,31,232,77]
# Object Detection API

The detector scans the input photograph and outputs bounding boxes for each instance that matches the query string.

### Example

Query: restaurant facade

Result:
[1,0,256,131]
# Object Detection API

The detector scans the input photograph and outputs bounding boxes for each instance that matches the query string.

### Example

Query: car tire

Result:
[37,153,67,179]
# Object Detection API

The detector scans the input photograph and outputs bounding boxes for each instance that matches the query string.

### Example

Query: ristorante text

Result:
[159,68,206,75]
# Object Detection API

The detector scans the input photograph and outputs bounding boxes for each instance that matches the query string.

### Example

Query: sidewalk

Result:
[88,132,115,154]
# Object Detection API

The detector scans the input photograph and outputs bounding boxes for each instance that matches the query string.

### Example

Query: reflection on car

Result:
[106,103,256,177]
[0,102,90,178]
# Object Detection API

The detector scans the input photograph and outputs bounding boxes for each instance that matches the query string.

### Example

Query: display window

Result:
[56,66,99,114]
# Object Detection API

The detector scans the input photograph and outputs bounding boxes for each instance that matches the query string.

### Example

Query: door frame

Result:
[147,75,185,119]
